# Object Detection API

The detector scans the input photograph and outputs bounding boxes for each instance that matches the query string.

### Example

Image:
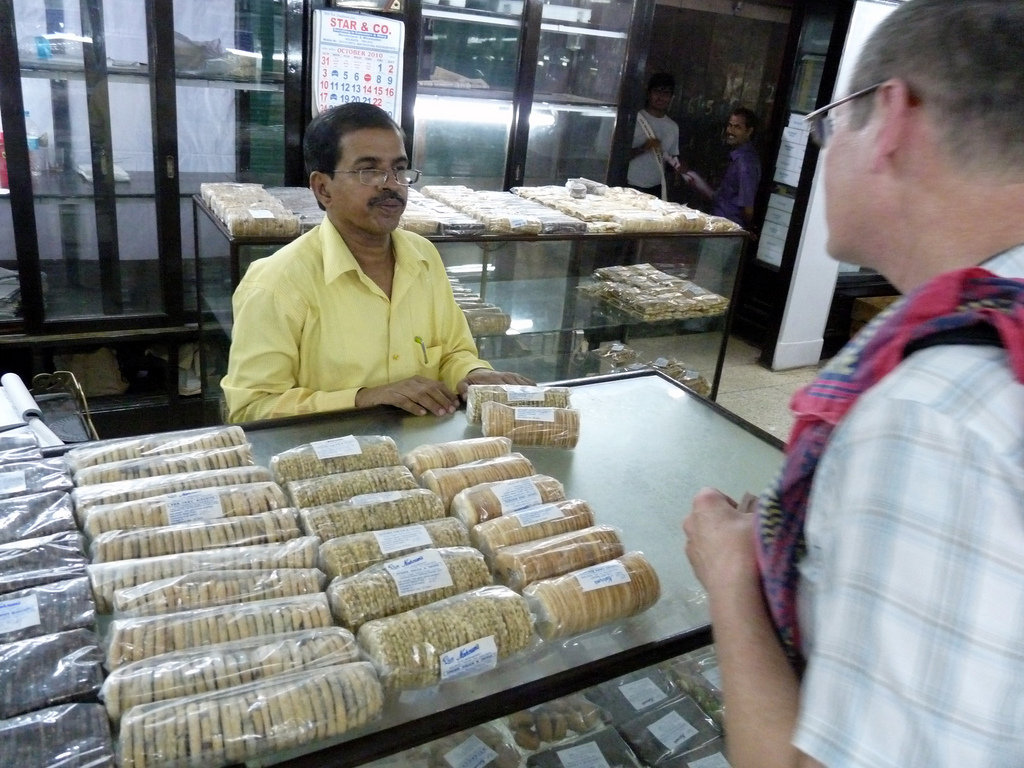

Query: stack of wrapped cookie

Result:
[448,274,513,337]
[199,182,301,238]
[579,262,729,322]
[420,186,587,236]
[465,384,580,449]
[400,188,487,237]
[0,427,114,767]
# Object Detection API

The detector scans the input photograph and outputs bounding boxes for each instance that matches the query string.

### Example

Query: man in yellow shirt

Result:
[222,103,531,423]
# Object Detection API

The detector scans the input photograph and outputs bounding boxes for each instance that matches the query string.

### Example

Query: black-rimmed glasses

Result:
[334,168,422,186]
[804,82,883,148]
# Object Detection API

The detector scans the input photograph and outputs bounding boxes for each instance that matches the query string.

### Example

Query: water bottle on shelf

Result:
[24,111,43,177]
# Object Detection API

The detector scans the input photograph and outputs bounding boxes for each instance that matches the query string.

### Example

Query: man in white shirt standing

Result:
[627,73,682,201]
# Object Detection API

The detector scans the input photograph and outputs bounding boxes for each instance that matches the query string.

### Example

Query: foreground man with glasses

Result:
[683,1,1024,767]
[223,103,531,422]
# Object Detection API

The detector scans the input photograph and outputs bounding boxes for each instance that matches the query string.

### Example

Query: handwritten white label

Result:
[556,741,610,768]
[647,710,698,751]
[350,490,405,506]
[653,357,669,367]
[440,636,497,681]
[0,470,27,495]
[311,435,363,460]
[575,561,631,592]
[701,665,722,690]
[504,386,546,404]
[0,594,41,635]
[249,208,275,219]
[619,677,668,711]
[443,735,498,768]
[494,478,543,513]
[510,503,564,528]
[508,216,529,229]
[514,407,555,423]
[165,489,225,525]
[691,754,731,768]
[373,524,433,555]
[385,549,453,597]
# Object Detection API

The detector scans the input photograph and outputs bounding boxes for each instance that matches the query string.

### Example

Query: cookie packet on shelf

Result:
[0,458,73,501]
[480,402,580,449]
[0,628,104,718]
[401,436,513,479]
[420,453,535,512]
[451,474,566,527]
[617,695,721,766]
[470,499,596,562]
[661,647,725,728]
[491,525,625,592]
[63,425,248,472]
[464,385,572,425]
[0,577,95,644]
[0,530,88,595]
[587,666,679,723]
[269,434,401,484]
[525,726,641,768]
[286,465,419,508]
[427,722,523,768]
[0,489,76,546]
[0,703,115,768]
[505,692,608,753]
[300,488,446,541]
[71,444,255,486]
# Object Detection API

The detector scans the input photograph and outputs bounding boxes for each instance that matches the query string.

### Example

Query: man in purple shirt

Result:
[686,108,762,228]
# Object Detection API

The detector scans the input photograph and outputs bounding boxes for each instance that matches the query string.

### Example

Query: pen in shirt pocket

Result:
[414,336,428,364]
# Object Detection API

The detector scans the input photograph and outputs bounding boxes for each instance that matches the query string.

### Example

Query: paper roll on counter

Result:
[29,418,64,447]
[1,373,43,419]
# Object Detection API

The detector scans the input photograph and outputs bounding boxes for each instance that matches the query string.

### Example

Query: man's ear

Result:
[310,171,331,208]
[869,79,917,173]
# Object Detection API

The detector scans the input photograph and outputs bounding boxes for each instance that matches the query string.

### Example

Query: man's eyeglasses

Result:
[804,82,883,148]
[334,168,422,186]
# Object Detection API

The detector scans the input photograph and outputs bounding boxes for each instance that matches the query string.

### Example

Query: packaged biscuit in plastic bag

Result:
[0,490,76,546]
[481,402,580,449]
[0,577,95,644]
[427,723,523,768]
[100,626,358,722]
[401,436,512,478]
[0,703,114,768]
[522,552,661,641]
[465,386,572,425]
[89,508,301,563]
[0,530,88,595]
[317,517,469,581]
[104,592,334,669]
[357,585,534,690]
[72,444,254,486]
[451,475,566,527]
[0,458,73,501]
[525,726,640,768]
[420,454,535,512]
[618,695,720,765]
[505,693,607,752]
[662,648,724,728]
[587,667,678,723]
[470,499,595,561]
[0,431,42,465]
[286,465,418,508]
[64,426,248,472]
[0,629,104,718]
[491,525,624,592]
[117,661,382,768]
[270,435,401,484]
[300,488,446,542]
[81,481,288,538]
[112,568,327,617]
[87,537,321,613]
[327,546,492,631]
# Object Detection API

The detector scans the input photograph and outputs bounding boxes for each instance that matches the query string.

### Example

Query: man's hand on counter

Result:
[354,376,460,417]
[457,368,535,399]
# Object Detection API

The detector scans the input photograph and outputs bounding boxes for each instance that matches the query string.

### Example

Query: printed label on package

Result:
[385,549,453,597]
[374,524,433,554]
[0,594,41,635]
[350,490,405,506]
[0,470,27,495]
[510,503,564,527]
[248,209,275,219]
[691,754,731,768]
[504,386,546,403]
[556,741,611,768]
[653,357,669,368]
[619,677,668,711]
[443,734,499,768]
[514,407,555,423]
[165,489,225,525]
[508,217,529,229]
[647,710,698,751]
[575,561,631,592]
[440,635,497,681]
[495,478,543,513]
[311,435,363,459]
[701,665,722,690]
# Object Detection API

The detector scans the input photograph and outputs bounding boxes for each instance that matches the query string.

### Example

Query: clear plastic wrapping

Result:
[72,466,274,518]
[64,427,248,473]
[300,488,446,542]
[0,577,95,644]
[317,517,469,581]
[112,568,327,618]
[420,454,535,512]
[0,431,42,464]
[662,649,724,727]
[327,546,492,631]
[427,723,522,768]
[100,627,359,722]
[0,458,73,500]
[481,403,581,449]
[587,667,678,723]
[0,703,114,768]
[525,727,640,768]
[357,585,534,690]
[0,629,104,718]
[491,526,625,592]
[470,499,596,560]
[270,435,401,484]
[72,444,254,486]
[200,182,302,238]
[506,693,607,752]
[0,490,76,545]
[116,661,383,768]
[522,552,661,640]
[617,695,720,765]
[104,592,334,669]
[0,530,88,595]
[286,465,418,508]
[401,436,512,478]
[89,508,301,563]
[465,386,572,425]
[81,481,288,539]
[451,475,566,527]
[463,307,513,337]
[87,537,321,613]
[657,738,728,767]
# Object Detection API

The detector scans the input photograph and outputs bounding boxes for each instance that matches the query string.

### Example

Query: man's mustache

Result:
[369,189,406,206]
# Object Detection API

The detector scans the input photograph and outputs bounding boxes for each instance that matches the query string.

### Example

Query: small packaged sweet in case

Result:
[525,726,641,768]
[588,666,678,723]
[0,458,73,501]
[0,530,88,595]
[428,723,523,768]
[506,693,607,752]
[0,703,115,768]
[0,629,104,718]
[0,490,76,546]
[617,695,720,765]
[0,431,42,465]
[0,577,95,644]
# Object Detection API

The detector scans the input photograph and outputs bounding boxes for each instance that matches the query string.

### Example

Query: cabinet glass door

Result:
[413,5,525,189]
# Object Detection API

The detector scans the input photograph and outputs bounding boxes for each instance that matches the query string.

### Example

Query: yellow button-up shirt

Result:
[221,219,489,423]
